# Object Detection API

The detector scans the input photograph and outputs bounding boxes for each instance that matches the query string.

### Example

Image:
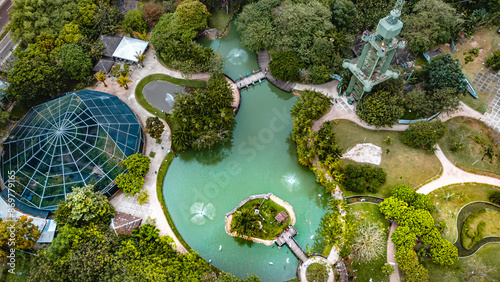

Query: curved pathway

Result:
[416,144,500,195]
[297,255,334,282]
[453,201,500,257]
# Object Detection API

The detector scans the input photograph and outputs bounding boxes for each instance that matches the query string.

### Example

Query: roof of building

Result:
[36,219,57,244]
[100,35,123,58]
[92,59,115,73]
[111,211,142,235]
[112,37,148,63]
[1,90,144,211]
[275,210,288,223]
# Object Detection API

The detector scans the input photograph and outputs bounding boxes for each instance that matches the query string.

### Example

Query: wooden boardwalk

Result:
[276,226,307,262]
[257,50,294,93]
[235,71,266,89]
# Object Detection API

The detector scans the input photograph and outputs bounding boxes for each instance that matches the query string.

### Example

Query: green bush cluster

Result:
[116,153,151,196]
[461,208,487,249]
[485,50,500,71]
[343,164,387,193]
[490,191,500,205]
[401,120,446,151]
[379,186,458,281]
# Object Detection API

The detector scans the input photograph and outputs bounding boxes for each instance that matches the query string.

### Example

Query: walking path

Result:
[276,226,308,262]
[257,50,294,92]
[416,144,500,195]
[387,222,401,282]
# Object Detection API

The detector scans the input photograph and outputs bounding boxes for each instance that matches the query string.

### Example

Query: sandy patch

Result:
[341,143,382,165]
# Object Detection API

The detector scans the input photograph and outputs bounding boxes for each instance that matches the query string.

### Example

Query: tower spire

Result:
[387,0,405,25]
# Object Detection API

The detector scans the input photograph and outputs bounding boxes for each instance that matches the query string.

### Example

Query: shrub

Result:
[401,120,446,151]
[464,55,474,64]
[490,191,500,205]
[486,50,500,71]
[137,190,150,205]
[356,91,404,128]
[343,164,386,193]
[391,185,416,203]
[381,263,395,275]
[146,117,165,139]
[269,51,303,82]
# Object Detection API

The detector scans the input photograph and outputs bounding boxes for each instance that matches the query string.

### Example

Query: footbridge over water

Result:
[276,225,307,262]
[235,71,266,89]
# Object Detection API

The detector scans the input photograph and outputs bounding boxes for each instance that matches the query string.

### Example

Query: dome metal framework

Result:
[1,90,143,210]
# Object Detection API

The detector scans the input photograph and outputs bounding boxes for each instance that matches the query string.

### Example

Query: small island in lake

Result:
[225,193,296,245]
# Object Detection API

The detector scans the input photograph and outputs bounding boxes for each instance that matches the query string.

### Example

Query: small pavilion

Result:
[275,211,288,224]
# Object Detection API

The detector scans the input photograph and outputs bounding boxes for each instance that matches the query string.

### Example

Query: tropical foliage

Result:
[351,222,386,262]
[54,184,115,228]
[425,54,467,94]
[401,120,446,151]
[116,153,151,196]
[357,90,404,128]
[485,50,500,72]
[343,164,387,193]
[0,216,41,261]
[146,117,165,139]
[169,73,234,151]
[379,186,458,281]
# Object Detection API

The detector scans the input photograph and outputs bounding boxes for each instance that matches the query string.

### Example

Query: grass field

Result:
[428,183,500,242]
[349,203,390,282]
[333,120,442,198]
[439,117,500,177]
[423,243,500,282]
[462,210,500,248]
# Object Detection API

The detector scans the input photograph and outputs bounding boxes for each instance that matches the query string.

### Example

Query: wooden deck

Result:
[235,71,266,89]
[276,226,307,262]
[257,50,294,93]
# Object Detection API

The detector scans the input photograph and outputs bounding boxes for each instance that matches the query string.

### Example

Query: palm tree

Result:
[116,73,132,90]
[135,51,145,67]
[133,31,149,41]
[231,207,260,236]
[94,70,107,87]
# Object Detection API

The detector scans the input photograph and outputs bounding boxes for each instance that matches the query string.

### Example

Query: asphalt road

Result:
[0,0,12,31]
[0,31,12,61]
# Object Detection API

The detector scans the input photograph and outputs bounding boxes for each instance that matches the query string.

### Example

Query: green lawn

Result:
[231,198,291,240]
[135,74,207,119]
[349,203,390,282]
[208,10,234,33]
[333,120,442,198]
[428,183,500,242]
[462,89,488,114]
[462,210,500,248]
[439,117,500,177]
[423,243,500,282]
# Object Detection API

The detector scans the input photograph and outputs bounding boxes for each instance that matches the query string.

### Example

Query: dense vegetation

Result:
[5,0,123,105]
[169,73,234,151]
[401,120,446,151]
[379,185,458,281]
[146,116,165,139]
[237,0,351,84]
[343,164,387,193]
[0,216,41,261]
[116,153,151,196]
[230,198,290,240]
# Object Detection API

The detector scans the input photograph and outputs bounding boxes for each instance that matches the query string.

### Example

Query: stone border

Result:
[224,193,296,246]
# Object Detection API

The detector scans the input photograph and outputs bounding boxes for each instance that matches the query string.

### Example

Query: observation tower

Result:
[342,0,407,100]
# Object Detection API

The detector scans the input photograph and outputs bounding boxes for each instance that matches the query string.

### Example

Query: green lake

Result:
[163,21,328,281]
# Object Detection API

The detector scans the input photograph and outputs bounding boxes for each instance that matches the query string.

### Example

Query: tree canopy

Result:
[54,184,115,228]
[57,43,93,81]
[176,0,211,32]
[401,120,446,151]
[0,216,41,261]
[425,54,467,93]
[117,153,151,196]
[356,91,404,128]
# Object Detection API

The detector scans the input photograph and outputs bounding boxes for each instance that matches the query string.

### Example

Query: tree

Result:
[400,120,446,150]
[405,263,429,282]
[343,164,387,193]
[412,193,433,212]
[7,49,61,104]
[117,153,150,196]
[269,51,302,82]
[306,262,329,282]
[143,2,165,28]
[57,43,93,81]
[486,50,500,71]
[0,216,41,261]
[230,207,260,236]
[146,117,165,139]
[95,70,107,87]
[391,226,417,249]
[54,184,115,228]
[135,51,146,67]
[176,0,210,32]
[331,0,356,30]
[391,185,417,204]
[351,222,386,262]
[356,91,404,128]
[122,10,147,35]
[379,197,409,220]
[490,191,500,205]
[123,153,151,176]
[403,0,463,53]
[426,54,467,93]
[429,238,458,266]
[116,73,133,90]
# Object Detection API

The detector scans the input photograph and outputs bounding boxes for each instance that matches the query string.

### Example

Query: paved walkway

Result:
[297,255,334,282]
[387,222,401,282]
[416,144,500,195]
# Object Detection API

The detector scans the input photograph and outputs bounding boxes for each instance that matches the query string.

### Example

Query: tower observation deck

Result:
[342,0,407,100]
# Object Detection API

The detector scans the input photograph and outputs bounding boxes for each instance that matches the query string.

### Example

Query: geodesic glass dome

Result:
[1,90,143,210]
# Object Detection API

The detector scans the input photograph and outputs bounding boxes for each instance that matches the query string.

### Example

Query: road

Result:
[0,0,12,31]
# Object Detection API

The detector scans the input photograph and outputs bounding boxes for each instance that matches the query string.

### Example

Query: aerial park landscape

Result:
[0,0,500,281]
